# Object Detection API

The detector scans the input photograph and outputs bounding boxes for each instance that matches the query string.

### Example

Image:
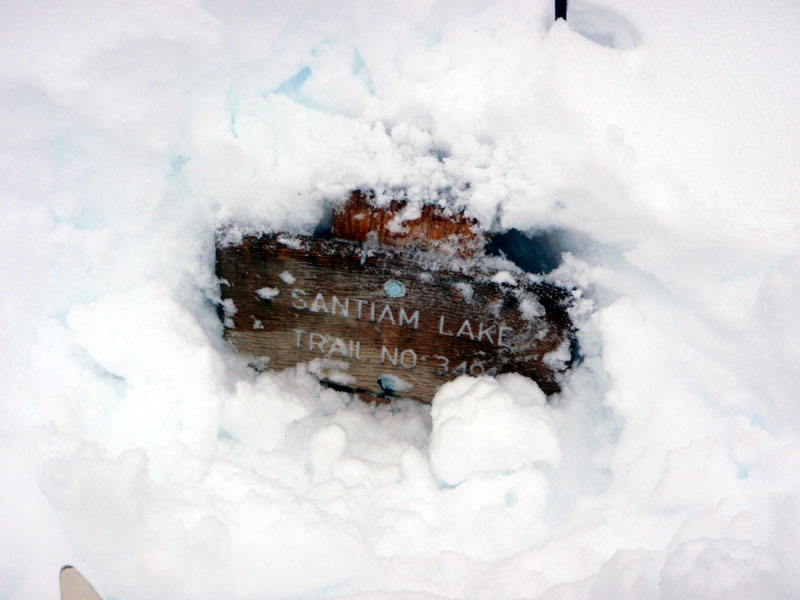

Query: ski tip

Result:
[59,565,103,600]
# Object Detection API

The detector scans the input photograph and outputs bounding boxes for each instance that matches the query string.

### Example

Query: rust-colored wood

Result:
[332,190,487,258]
[216,234,574,402]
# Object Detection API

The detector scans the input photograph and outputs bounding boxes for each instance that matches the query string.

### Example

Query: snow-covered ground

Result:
[2,1,800,598]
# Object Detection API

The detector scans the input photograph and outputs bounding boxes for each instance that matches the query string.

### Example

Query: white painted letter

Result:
[399,308,419,329]
[378,305,396,325]
[309,332,326,353]
[434,356,449,376]
[291,289,307,310]
[328,337,348,357]
[477,322,495,344]
[293,329,305,349]
[498,326,513,347]
[331,295,349,317]
[310,293,328,313]
[400,349,417,369]
[381,346,399,366]
[438,315,454,337]
[354,299,368,320]
[456,319,475,340]
[470,361,485,376]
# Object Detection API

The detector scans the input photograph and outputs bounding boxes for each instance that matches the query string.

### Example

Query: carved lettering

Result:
[310,293,328,313]
[381,346,398,366]
[218,235,574,401]
[456,319,475,340]
[331,295,349,317]
[477,322,495,344]
[400,349,417,369]
[377,305,396,325]
[309,332,326,353]
[438,315,454,337]
[498,326,513,348]
[291,289,307,310]
[328,337,348,357]
[293,328,306,348]
[354,299,368,320]
[434,355,449,375]
[399,307,419,329]
[470,360,485,376]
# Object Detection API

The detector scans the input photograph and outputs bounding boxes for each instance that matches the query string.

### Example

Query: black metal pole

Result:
[555,0,567,21]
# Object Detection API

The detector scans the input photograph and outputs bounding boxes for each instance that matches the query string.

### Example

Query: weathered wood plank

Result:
[332,190,487,258]
[217,234,574,402]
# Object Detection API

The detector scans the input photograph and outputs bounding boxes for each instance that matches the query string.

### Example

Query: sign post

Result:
[555,0,567,21]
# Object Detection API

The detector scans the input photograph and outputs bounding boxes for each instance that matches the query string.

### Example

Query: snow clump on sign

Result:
[255,286,279,300]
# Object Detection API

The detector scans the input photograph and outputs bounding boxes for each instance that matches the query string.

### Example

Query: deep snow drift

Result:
[2,1,800,598]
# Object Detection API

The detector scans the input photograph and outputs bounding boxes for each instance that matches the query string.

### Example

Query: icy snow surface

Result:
[2,1,800,598]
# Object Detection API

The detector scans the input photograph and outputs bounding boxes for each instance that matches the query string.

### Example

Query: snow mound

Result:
[430,375,560,485]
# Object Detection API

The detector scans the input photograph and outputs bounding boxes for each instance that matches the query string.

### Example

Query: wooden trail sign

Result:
[216,234,575,402]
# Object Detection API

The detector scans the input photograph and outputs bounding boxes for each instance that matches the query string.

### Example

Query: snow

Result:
[2,0,800,599]
[520,297,546,320]
[490,270,518,286]
[453,281,474,302]
[255,286,279,300]
[430,375,560,486]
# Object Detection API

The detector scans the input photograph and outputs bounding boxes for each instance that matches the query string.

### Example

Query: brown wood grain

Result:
[216,234,574,402]
[332,190,487,258]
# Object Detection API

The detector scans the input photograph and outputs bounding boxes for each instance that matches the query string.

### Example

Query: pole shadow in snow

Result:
[560,3,641,50]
